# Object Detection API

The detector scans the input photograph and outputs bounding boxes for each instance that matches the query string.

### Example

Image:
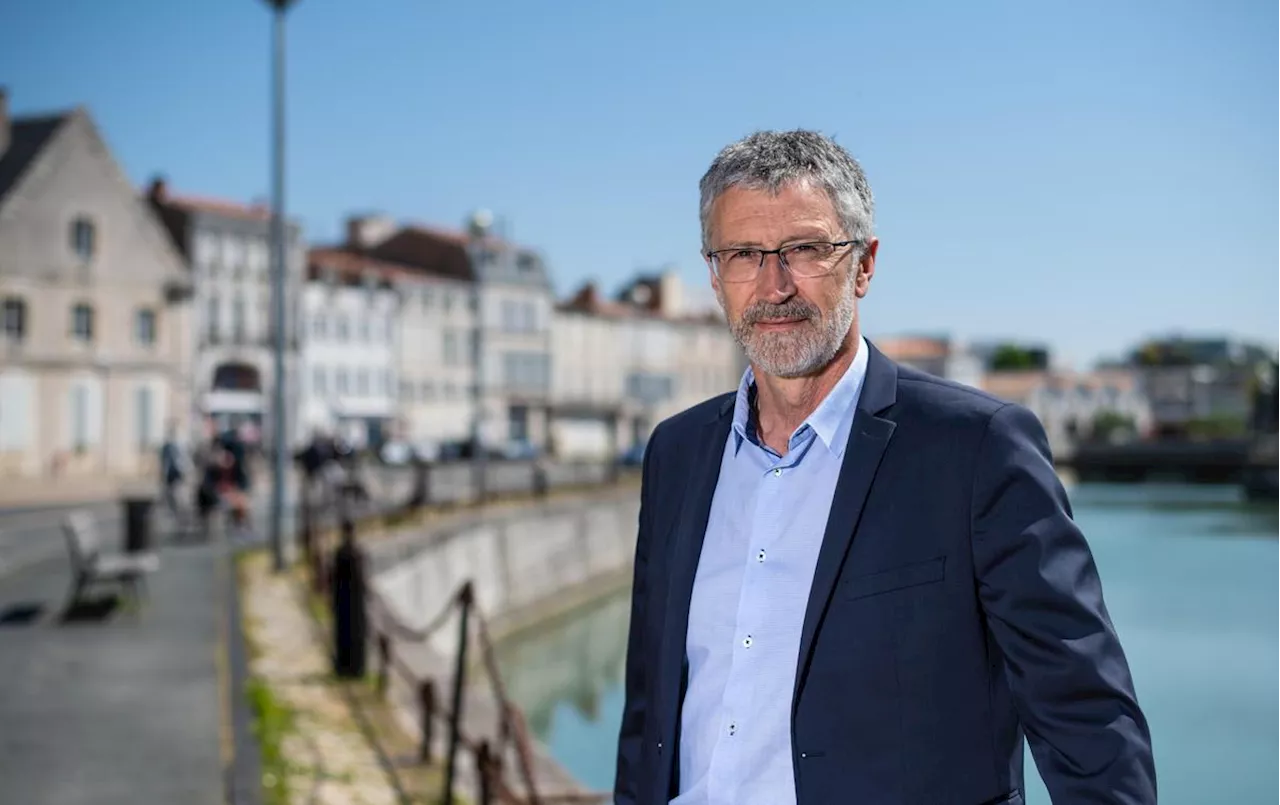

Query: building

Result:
[344,214,551,453]
[1126,336,1276,438]
[551,270,741,458]
[340,217,479,451]
[147,178,305,447]
[0,90,194,480]
[871,334,985,388]
[982,370,1152,454]
[299,248,401,449]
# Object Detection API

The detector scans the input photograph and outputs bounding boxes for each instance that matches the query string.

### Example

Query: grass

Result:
[245,676,296,805]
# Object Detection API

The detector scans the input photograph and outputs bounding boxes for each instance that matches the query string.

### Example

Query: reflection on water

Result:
[494,484,1279,801]
[493,587,632,789]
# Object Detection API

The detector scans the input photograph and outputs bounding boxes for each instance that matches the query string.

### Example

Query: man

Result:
[613,131,1155,804]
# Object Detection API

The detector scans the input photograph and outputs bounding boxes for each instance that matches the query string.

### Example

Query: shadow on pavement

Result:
[58,594,124,623]
[0,602,45,626]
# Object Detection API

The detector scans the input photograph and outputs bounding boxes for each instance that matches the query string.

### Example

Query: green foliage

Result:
[1184,414,1248,440]
[246,678,296,805]
[1091,410,1137,443]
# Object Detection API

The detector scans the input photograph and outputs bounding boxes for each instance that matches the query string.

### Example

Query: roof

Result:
[0,112,70,205]
[874,335,952,361]
[307,246,416,284]
[146,178,273,223]
[558,280,724,326]
[983,369,1140,402]
[365,227,475,282]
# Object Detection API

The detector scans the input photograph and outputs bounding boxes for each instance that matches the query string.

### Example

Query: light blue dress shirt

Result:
[672,337,870,805]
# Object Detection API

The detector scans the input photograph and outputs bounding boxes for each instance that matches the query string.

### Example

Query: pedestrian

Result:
[613,130,1156,805]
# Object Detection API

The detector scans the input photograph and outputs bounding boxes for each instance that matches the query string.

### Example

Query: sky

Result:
[1,0,1275,368]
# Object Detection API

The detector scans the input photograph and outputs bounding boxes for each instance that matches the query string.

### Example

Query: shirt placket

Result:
[708,440,804,804]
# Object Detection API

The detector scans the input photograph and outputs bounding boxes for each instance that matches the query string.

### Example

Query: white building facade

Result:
[148,179,305,447]
[299,250,400,450]
[0,96,194,483]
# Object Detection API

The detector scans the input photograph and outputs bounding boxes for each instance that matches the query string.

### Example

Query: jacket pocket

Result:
[841,556,946,600]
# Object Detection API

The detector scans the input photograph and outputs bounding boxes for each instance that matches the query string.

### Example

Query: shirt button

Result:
[772,468,782,477]
[742,635,753,648]
[757,550,766,563]
[728,722,737,736]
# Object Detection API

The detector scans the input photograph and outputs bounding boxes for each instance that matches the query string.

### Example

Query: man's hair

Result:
[698,130,875,251]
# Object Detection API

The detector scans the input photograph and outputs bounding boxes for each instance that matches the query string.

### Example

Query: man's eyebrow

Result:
[714,231,832,250]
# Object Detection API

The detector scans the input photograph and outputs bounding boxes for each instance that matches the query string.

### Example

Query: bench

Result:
[62,510,160,608]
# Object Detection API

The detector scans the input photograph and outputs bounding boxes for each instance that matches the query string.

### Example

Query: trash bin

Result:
[122,496,155,553]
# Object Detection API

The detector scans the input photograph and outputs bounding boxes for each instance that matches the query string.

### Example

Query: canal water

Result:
[493,483,1278,803]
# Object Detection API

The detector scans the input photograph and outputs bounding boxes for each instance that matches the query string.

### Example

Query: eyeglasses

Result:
[705,240,862,283]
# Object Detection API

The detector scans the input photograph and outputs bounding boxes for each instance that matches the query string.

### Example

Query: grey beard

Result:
[720,273,857,379]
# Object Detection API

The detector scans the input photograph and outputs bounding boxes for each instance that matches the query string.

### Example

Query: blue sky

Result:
[2,0,1275,366]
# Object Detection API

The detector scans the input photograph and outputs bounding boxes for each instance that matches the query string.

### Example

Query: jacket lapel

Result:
[792,345,899,708]
[658,395,734,761]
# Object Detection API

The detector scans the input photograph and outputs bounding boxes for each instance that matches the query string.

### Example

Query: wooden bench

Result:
[62,510,160,608]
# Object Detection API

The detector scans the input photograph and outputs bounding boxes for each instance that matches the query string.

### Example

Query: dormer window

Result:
[70,217,96,261]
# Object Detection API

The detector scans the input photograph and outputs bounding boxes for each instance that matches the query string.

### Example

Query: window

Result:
[356,368,369,396]
[232,296,246,341]
[135,385,153,450]
[70,217,95,261]
[0,371,35,450]
[443,291,454,312]
[312,366,327,396]
[335,315,350,342]
[67,378,102,452]
[420,381,434,400]
[71,304,94,342]
[313,313,327,340]
[1,297,26,342]
[381,370,392,397]
[207,296,220,340]
[195,232,217,269]
[359,317,371,343]
[336,369,350,395]
[443,330,459,365]
[400,381,414,402]
[421,288,433,309]
[135,309,157,346]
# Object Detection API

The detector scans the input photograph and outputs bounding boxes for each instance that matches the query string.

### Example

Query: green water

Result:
[494,484,1279,803]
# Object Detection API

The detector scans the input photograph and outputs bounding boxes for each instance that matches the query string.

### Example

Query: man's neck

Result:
[753,330,861,453]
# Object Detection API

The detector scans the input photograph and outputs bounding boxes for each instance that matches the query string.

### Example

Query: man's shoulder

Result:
[647,392,735,460]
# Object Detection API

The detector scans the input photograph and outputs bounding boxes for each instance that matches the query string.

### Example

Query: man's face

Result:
[707,182,877,379]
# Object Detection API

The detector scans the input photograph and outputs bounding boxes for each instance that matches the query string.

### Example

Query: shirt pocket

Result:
[840,556,946,601]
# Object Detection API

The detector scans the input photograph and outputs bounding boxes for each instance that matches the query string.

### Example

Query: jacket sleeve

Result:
[970,403,1157,804]
[614,433,660,804]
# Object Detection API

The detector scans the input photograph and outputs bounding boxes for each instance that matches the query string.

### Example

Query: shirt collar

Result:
[731,335,870,458]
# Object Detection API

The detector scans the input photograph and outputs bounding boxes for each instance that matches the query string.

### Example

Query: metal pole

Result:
[267,0,293,572]
[469,239,487,504]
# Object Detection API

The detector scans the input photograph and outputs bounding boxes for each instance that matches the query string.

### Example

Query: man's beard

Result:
[719,271,857,379]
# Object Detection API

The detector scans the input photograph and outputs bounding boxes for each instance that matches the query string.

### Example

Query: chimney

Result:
[147,175,169,203]
[345,214,397,250]
[0,87,9,156]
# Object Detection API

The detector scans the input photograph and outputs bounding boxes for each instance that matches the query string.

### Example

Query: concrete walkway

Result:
[0,540,225,804]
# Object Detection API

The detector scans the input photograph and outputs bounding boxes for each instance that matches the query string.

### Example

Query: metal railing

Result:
[298,458,620,805]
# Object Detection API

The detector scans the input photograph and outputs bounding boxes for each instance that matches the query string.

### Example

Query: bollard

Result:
[330,519,367,679]
[418,679,436,764]
[376,633,390,696]
[475,741,493,805]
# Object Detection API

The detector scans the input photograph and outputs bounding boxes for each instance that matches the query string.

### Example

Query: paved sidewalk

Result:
[0,541,225,805]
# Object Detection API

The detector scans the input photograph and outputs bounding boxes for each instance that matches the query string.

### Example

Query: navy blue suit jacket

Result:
[614,344,1156,804]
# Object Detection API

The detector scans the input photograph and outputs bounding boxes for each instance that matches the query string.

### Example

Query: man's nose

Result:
[755,252,797,301]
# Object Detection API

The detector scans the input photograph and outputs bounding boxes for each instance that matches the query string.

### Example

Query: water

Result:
[494,484,1279,803]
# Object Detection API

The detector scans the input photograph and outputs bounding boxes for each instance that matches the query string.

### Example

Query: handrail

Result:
[300,458,619,805]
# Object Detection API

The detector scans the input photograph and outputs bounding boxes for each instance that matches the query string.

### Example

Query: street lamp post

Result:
[264,0,297,572]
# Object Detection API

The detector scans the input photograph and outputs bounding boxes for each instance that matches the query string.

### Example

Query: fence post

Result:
[331,518,367,678]
[475,740,494,805]
[442,581,473,805]
[418,679,436,764]
[376,633,390,696]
